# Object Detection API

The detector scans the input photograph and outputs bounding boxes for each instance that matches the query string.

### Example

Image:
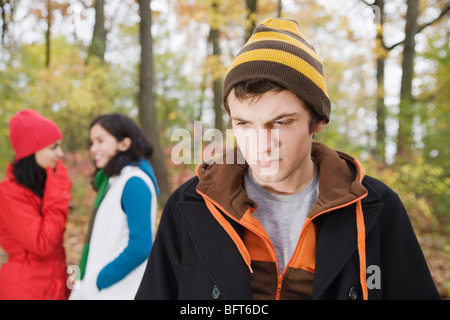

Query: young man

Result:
[136,18,440,300]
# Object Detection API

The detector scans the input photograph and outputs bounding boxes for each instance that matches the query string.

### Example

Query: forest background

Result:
[0,0,448,298]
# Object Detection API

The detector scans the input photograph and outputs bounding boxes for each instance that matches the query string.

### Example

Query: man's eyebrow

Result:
[231,112,299,124]
[231,116,252,123]
[268,112,299,122]
[263,112,299,126]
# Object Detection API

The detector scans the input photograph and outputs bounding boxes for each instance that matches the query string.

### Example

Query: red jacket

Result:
[0,161,71,300]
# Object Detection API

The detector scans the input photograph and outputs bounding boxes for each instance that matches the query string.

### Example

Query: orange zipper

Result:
[276,274,283,300]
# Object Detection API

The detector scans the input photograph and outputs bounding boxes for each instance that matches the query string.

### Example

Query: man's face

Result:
[228,89,325,194]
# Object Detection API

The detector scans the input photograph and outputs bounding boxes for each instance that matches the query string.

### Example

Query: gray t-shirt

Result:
[244,165,319,273]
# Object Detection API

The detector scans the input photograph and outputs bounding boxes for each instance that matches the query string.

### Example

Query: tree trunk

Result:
[209,0,224,132]
[138,0,170,206]
[1,0,9,45]
[45,0,51,68]
[245,0,258,42]
[88,0,106,63]
[361,0,449,161]
[374,0,386,163]
[277,0,282,18]
[396,0,419,158]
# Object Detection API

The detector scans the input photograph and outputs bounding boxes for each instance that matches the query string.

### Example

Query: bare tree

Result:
[138,0,170,206]
[208,0,224,132]
[245,0,258,42]
[0,0,17,46]
[277,0,282,18]
[396,0,419,157]
[361,0,387,162]
[45,0,51,67]
[88,0,106,63]
[360,0,449,161]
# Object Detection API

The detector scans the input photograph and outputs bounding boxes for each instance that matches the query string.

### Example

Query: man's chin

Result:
[250,165,281,181]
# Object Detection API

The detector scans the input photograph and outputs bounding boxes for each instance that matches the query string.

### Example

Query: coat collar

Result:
[196,141,368,220]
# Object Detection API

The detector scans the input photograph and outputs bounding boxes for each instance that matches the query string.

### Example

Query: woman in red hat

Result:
[0,109,72,300]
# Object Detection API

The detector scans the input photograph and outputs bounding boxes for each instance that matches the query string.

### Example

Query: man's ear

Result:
[117,137,132,152]
[313,120,326,133]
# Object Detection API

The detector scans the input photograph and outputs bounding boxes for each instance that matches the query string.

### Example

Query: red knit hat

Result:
[9,109,63,160]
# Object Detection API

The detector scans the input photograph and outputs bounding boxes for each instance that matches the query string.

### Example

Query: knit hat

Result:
[9,109,63,160]
[223,18,331,123]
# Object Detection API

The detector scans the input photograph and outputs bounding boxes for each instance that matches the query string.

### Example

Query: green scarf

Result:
[79,169,109,280]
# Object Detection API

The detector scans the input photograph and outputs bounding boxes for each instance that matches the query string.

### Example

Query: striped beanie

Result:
[223,18,331,123]
[9,109,63,160]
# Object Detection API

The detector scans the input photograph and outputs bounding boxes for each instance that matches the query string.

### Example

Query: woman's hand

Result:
[43,159,72,213]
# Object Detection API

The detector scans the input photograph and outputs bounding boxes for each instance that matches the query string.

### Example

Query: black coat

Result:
[135,174,440,300]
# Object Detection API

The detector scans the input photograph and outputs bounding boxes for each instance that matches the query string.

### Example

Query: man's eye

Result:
[275,120,291,126]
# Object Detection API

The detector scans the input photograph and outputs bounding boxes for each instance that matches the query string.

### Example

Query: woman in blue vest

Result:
[70,113,159,299]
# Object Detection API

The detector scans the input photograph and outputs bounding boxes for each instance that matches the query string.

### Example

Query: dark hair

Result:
[90,113,153,177]
[225,78,324,133]
[13,154,46,198]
